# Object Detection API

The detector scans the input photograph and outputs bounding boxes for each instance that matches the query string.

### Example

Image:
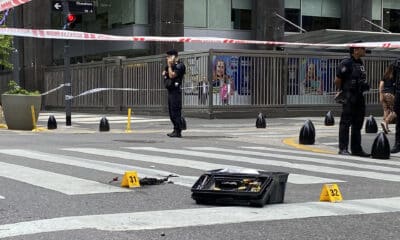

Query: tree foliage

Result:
[0,12,13,70]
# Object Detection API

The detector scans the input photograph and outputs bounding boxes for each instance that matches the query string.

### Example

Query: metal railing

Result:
[43,49,397,115]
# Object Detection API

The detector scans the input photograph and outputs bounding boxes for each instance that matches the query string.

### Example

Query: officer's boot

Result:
[167,129,182,138]
[167,130,176,137]
[391,143,400,153]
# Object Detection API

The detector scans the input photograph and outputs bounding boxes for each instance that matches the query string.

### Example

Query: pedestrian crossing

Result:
[0,145,399,198]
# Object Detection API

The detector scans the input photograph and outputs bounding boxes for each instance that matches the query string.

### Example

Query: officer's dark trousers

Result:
[394,94,400,146]
[339,95,365,152]
[168,89,182,132]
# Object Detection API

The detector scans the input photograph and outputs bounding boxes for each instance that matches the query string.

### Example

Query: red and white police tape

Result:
[0,0,31,12]
[1,27,400,49]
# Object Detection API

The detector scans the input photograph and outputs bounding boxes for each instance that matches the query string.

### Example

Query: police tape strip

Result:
[63,86,201,100]
[1,27,400,49]
[0,0,31,12]
[40,84,65,96]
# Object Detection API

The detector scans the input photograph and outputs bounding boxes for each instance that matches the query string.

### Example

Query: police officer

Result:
[163,49,185,138]
[390,59,400,153]
[335,41,370,157]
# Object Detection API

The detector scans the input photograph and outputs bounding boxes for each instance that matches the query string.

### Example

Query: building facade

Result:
[11,0,400,91]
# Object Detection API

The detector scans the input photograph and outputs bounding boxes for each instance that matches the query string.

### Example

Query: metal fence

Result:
[43,49,397,116]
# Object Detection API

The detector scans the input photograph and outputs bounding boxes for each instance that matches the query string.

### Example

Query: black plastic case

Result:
[191,169,289,207]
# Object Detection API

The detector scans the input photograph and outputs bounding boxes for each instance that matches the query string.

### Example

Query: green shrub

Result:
[5,80,40,95]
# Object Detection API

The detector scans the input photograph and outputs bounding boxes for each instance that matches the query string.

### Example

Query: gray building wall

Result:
[252,0,285,50]
[341,0,372,31]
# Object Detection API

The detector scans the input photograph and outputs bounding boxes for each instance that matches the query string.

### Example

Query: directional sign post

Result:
[52,1,95,13]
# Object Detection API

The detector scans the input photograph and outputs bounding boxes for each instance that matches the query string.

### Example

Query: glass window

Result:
[302,0,340,18]
[231,9,251,30]
[285,0,300,9]
[372,0,382,20]
[184,0,207,27]
[208,0,231,29]
[284,8,301,32]
[302,16,340,31]
[383,0,400,9]
[302,0,322,16]
[232,0,251,10]
[383,8,400,32]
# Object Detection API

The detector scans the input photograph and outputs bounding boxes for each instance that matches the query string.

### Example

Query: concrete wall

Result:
[341,0,372,31]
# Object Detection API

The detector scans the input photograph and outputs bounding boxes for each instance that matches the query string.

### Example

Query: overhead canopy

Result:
[284,29,400,52]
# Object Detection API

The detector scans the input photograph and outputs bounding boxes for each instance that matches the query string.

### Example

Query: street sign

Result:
[52,1,95,13]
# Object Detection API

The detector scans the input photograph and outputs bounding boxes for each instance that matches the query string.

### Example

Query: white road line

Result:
[322,142,339,146]
[0,162,129,195]
[189,147,400,173]
[0,195,4,200]
[122,147,343,184]
[64,148,340,185]
[0,196,399,239]
[126,147,400,182]
[243,146,400,166]
[0,149,196,188]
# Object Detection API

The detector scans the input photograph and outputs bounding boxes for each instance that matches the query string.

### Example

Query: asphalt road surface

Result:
[0,112,399,240]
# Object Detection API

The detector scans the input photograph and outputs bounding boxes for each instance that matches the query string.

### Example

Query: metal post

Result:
[62,0,72,126]
[12,8,20,85]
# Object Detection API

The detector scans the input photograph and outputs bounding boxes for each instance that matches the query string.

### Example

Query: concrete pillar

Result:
[20,0,53,92]
[148,0,184,55]
[341,0,372,31]
[252,0,284,50]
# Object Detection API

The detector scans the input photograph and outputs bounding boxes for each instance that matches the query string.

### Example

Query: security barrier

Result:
[43,49,397,117]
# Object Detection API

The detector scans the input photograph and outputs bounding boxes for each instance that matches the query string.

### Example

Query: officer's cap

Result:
[349,40,365,54]
[166,49,178,56]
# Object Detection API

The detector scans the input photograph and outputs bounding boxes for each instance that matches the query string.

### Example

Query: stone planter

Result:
[1,94,41,130]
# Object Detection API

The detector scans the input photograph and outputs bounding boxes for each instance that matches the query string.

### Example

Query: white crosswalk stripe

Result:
[1,144,399,197]
[0,161,129,195]
[0,196,400,239]
[125,147,344,184]
[64,147,343,185]
[0,149,197,188]
[125,147,400,182]
[0,195,4,200]
[243,146,400,166]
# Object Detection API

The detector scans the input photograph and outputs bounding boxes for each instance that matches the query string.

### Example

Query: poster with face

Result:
[300,58,323,95]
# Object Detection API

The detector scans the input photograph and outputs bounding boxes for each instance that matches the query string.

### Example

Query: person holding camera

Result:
[334,41,370,157]
[162,49,186,138]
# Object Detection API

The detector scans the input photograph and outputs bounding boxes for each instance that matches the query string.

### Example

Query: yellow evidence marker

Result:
[319,183,343,202]
[121,171,141,188]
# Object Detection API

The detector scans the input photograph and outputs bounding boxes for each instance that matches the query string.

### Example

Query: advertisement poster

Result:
[212,55,251,105]
[297,58,334,95]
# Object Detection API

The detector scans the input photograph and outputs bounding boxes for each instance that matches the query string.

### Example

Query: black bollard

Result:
[181,116,187,131]
[99,116,110,132]
[299,119,315,145]
[47,115,57,130]
[324,111,335,126]
[371,132,390,159]
[365,115,378,133]
[256,113,266,128]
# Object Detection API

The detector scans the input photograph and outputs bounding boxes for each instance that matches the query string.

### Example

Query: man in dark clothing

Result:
[163,49,185,138]
[390,59,400,153]
[335,42,370,157]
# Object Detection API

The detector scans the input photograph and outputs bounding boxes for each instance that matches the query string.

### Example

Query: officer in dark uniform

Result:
[163,49,186,138]
[335,41,370,157]
[390,59,400,153]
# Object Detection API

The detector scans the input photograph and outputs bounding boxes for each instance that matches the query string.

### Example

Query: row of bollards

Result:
[47,114,187,132]
[255,111,391,159]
